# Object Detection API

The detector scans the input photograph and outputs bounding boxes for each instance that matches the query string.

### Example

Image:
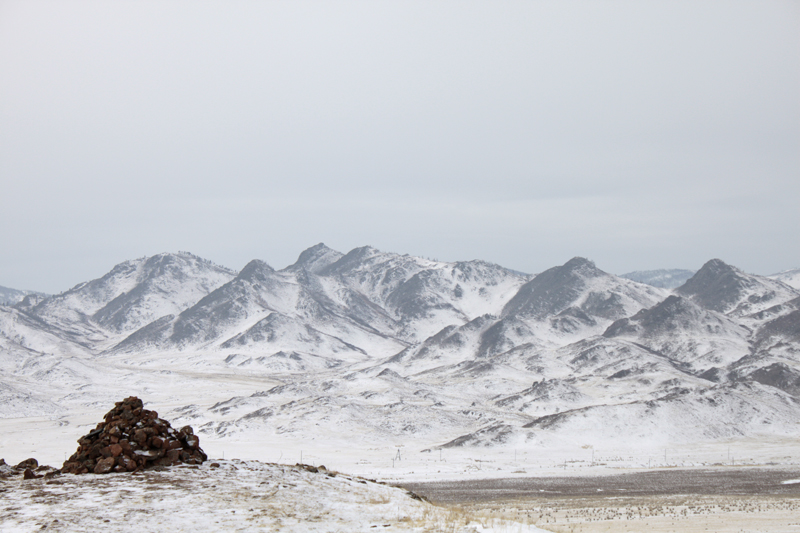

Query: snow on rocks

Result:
[61,396,207,475]
[0,457,59,481]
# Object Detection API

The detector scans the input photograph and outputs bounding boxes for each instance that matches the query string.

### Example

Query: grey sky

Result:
[1,1,798,293]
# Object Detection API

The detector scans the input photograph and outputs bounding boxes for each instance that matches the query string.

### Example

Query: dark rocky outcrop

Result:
[676,259,799,316]
[502,257,600,320]
[746,363,800,397]
[61,396,206,475]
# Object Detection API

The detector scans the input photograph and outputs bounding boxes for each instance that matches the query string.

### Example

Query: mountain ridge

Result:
[2,245,800,456]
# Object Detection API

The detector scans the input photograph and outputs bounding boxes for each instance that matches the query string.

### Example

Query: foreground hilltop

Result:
[1,245,799,456]
[3,458,549,532]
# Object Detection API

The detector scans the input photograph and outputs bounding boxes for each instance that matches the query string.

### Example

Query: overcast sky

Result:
[1,1,798,293]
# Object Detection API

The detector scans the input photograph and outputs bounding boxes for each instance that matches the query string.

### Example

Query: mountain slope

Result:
[113,245,528,364]
[603,295,751,373]
[676,259,799,317]
[113,256,405,361]
[11,252,236,351]
[4,246,800,457]
[503,257,666,323]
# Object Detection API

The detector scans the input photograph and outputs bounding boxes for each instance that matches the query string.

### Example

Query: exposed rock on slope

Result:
[603,295,751,373]
[503,257,665,322]
[676,259,799,317]
[500,257,667,340]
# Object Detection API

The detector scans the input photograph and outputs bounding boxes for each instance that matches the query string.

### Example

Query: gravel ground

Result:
[401,466,800,503]
[402,467,800,533]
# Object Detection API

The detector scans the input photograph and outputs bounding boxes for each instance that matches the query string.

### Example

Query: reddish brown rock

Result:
[133,429,147,445]
[167,449,181,464]
[93,457,115,474]
[61,397,206,475]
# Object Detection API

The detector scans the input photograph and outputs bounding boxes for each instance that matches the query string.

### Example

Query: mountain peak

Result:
[238,259,275,281]
[349,245,380,257]
[700,258,737,275]
[318,245,386,276]
[286,243,343,274]
[562,257,597,273]
[675,259,744,313]
[676,258,799,315]
[501,257,611,320]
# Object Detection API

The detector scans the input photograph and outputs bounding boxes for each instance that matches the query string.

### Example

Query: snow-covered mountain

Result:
[603,295,751,374]
[112,245,528,369]
[676,259,798,318]
[30,252,236,334]
[384,257,668,377]
[113,256,402,366]
[3,246,800,463]
[6,252,237,353]
[502,257,667,334]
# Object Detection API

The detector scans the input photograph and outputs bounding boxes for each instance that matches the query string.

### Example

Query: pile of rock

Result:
[61,396,207,475]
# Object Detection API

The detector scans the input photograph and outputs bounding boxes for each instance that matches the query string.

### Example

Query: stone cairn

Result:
[62,396,207,475]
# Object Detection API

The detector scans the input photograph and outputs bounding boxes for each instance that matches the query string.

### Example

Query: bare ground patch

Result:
[403,467,800,532]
